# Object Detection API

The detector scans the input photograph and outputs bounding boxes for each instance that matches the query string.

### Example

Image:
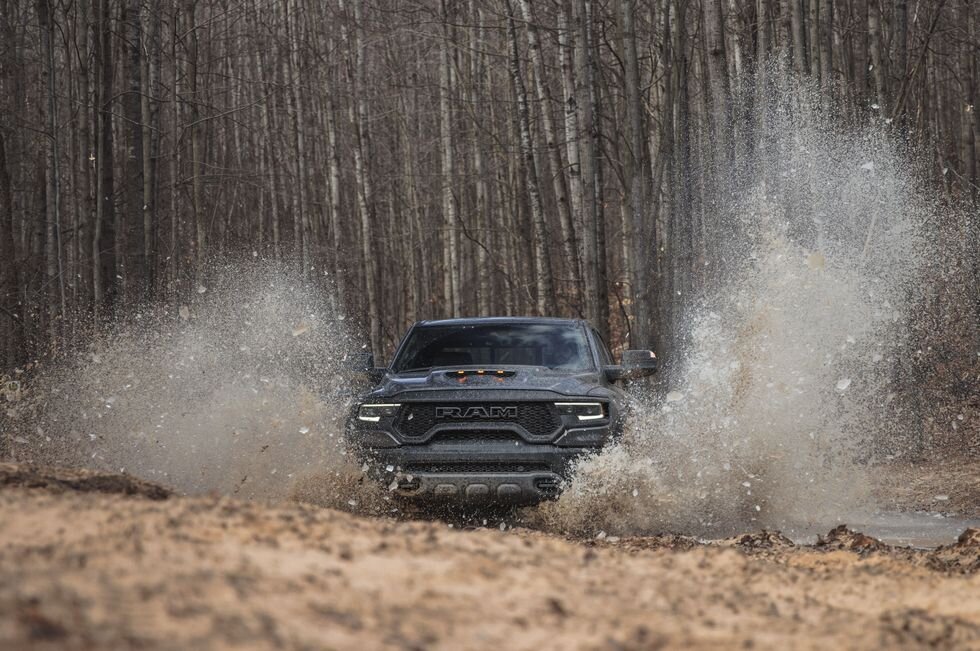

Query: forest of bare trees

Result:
[0,0,977,366]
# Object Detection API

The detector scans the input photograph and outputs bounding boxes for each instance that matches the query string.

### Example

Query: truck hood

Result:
[364,366,607,400]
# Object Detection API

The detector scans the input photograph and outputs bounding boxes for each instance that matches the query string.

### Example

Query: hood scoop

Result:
[443,369,516,384]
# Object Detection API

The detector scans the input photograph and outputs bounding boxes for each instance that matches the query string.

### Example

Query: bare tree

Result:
[868,0,887,107]
[342,0,381,356]
[519,0,581,311]
[439,0,461,317]
[506,0,555,315]
[818,0,833,92]
[791,0,807,76]
[285,0,311,275]
[37,0,65,328]
[93,0,116,317]
[620,0,655,347]
[0,131,17,366]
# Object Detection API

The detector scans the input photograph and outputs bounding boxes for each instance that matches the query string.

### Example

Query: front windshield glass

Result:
[392,323,594,372]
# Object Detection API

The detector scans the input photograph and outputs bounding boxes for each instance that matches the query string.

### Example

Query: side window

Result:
[592,330,613,366]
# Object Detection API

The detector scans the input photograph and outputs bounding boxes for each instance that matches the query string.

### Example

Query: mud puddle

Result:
[780,511,980,548]
[834,512,980,549]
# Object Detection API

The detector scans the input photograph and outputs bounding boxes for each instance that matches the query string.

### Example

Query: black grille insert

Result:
[404,462,551,474]
[397,402,560,438]
[428,430,524,443]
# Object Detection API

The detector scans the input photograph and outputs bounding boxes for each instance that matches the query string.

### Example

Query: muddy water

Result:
[836,512,979,548]
[541,66,977,540]
[775,512,980,548]
[9,260,363,501]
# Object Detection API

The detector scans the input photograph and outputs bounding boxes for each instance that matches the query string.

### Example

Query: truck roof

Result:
[413,316,586,328]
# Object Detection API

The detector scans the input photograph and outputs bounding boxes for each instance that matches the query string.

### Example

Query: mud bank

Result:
[1,463,979,650]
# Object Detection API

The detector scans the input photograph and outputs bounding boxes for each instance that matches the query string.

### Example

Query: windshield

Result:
[392,323,594,372]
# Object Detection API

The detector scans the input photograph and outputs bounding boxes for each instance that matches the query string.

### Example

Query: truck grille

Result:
[404,462,551,474]
[396,402,561,438]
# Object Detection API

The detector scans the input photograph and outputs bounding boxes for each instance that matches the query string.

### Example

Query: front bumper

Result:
[352,441,596,505]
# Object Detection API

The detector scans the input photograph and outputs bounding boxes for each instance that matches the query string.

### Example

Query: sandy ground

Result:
[1,462,979,651]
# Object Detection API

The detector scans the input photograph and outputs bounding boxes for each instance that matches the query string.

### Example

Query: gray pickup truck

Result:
[345,317,656,505]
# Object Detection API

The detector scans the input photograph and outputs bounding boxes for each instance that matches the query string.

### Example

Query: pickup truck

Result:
[345,317,656,505]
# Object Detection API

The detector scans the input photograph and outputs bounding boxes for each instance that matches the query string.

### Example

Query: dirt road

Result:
[1,462,979,650]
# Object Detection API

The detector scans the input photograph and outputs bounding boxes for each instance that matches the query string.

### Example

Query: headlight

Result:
[357,403,401,422]
[554,402,605,421]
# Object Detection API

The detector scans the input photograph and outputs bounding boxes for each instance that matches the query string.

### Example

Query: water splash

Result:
[9,259,369,503]
[537,68,968,537]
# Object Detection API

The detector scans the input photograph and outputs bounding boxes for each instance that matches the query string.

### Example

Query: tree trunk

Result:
[959,1,976,205]
[778,0,791,51]
[38,0,65,331]
[704,0,732,159]
[853,0,868,100]
[577,0,608,336]
[756,0,769,61]
[0,132,17,367]
[94,0,116,317]
[256,17,280,260]
[343,0,381,357]
[326,71,344,296]
[808,0,820,80]
[413,86,435,317]
[168,0,179,291]
[399,111,421,319]
[519,0,580,312]
[818,0,833,92]
[118,0,143,301]
[470,2,491,316]
[791,0,807,76]
[588,1,609,337]
[439,0,460,317]
[894,0,908,113]
[726,0,744,83]
[142,0,160,296]
[185,0,203,268]
[286,0,310,275]
[868,0,887,108]
[652,0,673,355]
[559,2,589,319]
[620,0,654,347]
[672,0,693,339]
[506,0,555,316]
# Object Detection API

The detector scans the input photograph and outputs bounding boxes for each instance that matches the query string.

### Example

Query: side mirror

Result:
[605,349,657,382]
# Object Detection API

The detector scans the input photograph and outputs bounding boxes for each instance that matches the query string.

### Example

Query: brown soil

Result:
[0,462,172,500]
[1,462,979,651]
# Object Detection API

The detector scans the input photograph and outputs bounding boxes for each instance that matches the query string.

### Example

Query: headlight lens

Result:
[554,402,605,421]
[357,403,401,422]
